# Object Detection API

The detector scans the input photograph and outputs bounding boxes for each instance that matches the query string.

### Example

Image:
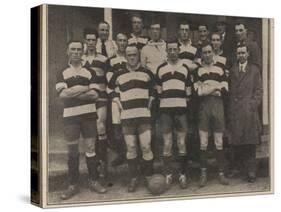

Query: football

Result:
[147,174,166,195]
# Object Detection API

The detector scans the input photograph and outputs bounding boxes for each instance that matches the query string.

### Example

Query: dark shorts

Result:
[122,118,151,135]
[96,100,108,109]
[198,96,225,132]
[63,115,97,141]
[160,112,188,133]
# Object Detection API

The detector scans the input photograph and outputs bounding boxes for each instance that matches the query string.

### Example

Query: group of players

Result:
[55,13,262,200]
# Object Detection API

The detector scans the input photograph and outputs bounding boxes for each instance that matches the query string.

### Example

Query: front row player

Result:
[156,38,192,189]
[193,43,229,187]
[108,45,155,192]
[56,41,107,200]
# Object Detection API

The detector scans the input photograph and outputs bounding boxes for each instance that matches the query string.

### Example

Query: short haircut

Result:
[198,24,209,30]
[211,32,222,40]
[235,20,247,29]
[83,28,98,38]
[125,44,139,52]
[237,44,248,51]
[131,13,143,21]
[98,21,110,28]
[67,40,83,48]
[166,37,179,47]
[201,42,213,50]
[116,32,128,40]
[179,21,190,28]
[150,19,161,27]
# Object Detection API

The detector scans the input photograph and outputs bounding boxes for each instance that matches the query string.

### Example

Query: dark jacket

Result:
[228,62,262,145]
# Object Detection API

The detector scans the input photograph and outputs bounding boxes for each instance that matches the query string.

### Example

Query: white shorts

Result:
[112,101,121,124]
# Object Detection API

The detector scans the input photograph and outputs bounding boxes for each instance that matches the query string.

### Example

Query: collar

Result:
[126,63,141,72]
[238,61,248,72]
[147,39,166,46]
[178,39,192,46]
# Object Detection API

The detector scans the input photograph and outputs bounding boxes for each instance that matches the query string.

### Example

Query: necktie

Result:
[101,40,107,57]
[239,65,243,78]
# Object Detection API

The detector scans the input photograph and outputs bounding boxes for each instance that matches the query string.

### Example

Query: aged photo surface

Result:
[47,4,272,206]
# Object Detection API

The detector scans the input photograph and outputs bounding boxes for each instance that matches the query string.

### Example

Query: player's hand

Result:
[113,97,123,111]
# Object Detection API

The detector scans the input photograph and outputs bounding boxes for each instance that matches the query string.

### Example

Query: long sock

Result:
[200,150,208,169]
[127,158,138,179]
[85,155,99,181]
[216,150,225,173]
[68,144,79,185]
[142,159,154,177]
[97,134,107,162]
[113,125,126,157]
[178,155,188,175]
[163,156,173,176]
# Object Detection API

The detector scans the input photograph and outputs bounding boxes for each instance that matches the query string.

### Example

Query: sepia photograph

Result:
[31,3,273,208]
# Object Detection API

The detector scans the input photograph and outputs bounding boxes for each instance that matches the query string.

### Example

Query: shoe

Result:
[199,169,207,188]
[89,180,107,193]
[218,172,229,185]
[128,177,138,192]
[60,185,79,200]
[179,174,188,189]
[247,172,256,183]
[111,155,125,167]
[165,174,173,188]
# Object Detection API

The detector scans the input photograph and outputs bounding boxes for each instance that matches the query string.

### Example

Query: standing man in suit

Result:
[228,45,262,183]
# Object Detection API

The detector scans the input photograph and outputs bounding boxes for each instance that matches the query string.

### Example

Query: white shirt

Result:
[239,61,248,72]
[96,38,117,58]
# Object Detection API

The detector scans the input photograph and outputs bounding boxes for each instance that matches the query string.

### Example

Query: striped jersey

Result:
[106,53,127,97]
[193,63,228,97]
[108,65,156,124]
[128,33,149,50]
[155,60,192,113]
[178,40,198,68]
[56,64,99,120]
[82,53,108,102]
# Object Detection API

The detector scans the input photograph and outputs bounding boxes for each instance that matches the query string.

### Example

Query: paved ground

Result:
[48,173,270,206]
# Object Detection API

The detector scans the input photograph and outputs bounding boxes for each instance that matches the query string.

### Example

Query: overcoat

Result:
[228,62,262,145]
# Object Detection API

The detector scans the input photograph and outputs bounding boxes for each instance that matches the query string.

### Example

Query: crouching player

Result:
[108,45,155,192]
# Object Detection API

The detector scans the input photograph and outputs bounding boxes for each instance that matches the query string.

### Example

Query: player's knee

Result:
[177,140,186,155]
[163,141,173,157]
[126,143,137,159]
[214,133,223,150]
[199,130,208,151]
[141,145,153,161]
[85,142,96,157]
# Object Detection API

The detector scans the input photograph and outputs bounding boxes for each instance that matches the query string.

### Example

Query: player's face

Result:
[216,23,226,34]
[67,42,83,62]
[235,24,247,41]
[132,16,143,34]
[211,34,222,51]
[125,47,139,67]
[202,45,214,65]
[98,23,110,41]
[236,46,249,64]
[85,34,97,51]
[150,24,161,41]
[167,43,179,62]
[116,34,128,52]
[179,24,190,41]
[198,26,209,41]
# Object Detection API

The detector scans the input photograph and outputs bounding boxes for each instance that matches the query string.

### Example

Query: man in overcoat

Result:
[228,45,262,183]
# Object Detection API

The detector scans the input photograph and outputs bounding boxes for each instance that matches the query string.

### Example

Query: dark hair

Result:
[179,21,190,28]
[201,42,213,50]
[166,37,179,47]
[67,40,83,48]
[236,44,248,51]
[98,21,110,28]
[234,20,247,29]
[130,13,143,21]
[116,32,128,40]
[83,28,98,38]
[210,32,222,40]
[150,19,161,27]
[198,24,209,30]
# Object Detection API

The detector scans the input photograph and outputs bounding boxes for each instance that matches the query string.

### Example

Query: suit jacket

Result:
[228,62,262,145]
